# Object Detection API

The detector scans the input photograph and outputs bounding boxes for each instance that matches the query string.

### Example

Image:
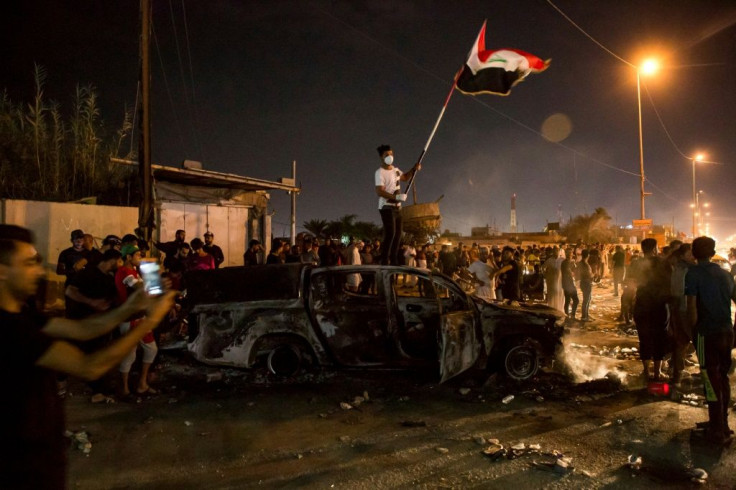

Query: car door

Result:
[308,268,395,366]
[432,275,481,383]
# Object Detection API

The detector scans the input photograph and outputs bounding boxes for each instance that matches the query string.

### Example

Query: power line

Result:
[151,20,187,150]
[180,0,206,162]
[545,0,634,68]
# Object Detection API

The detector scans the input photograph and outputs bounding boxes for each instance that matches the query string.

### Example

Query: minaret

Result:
[510,193,517,233]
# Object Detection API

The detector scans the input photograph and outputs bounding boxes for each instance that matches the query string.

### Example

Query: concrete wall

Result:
[1,199,139,309]
[2,199,269,308]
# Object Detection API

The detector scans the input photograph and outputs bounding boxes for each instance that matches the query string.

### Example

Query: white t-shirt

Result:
[468,260,492,287]
[375,166,403,209]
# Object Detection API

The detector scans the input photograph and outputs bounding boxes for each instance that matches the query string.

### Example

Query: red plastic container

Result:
[647,381,670,396]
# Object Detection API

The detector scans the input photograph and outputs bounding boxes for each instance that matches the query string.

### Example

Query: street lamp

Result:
[636,58,658,221]
[691,153,704,238]
[636,58,659,220]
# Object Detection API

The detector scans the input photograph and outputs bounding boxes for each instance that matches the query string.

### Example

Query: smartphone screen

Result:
[140,261,163,296]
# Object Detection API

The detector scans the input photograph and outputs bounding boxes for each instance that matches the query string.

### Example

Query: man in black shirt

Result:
[0,225,175,489]
[154,229,186,257]
[243,239,262,266]
[203,231,225,268]
[56,229,90,287]
[64,249,122,402]
[495,246,521,303]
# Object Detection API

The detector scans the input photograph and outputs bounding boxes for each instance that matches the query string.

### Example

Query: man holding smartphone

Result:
[0,225,175,489]
[115,244,159,397]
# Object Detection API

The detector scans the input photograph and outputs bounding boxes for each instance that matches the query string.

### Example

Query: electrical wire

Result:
[180,0,206,162]
[152,20,187,150]
[545,0,634,68]
[167,0,204,161]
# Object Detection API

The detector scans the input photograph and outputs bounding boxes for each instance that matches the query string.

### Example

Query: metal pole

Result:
[636,70,646,221]
[290,160,296,246]
[405,68,463,197]
[138,0,153,244]
[692,159,696,238]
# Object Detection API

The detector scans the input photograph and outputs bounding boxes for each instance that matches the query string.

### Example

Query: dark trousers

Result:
[696,330,734,436]
[379,206,402,265]
[564,289,579,318]
[580,282,592,318]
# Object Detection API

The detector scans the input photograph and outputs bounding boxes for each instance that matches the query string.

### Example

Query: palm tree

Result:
[303,219,328,238]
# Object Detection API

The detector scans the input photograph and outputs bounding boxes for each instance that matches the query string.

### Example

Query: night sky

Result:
[3,1,736,243]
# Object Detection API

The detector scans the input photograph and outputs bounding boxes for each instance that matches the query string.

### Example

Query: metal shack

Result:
[149,161,299,266]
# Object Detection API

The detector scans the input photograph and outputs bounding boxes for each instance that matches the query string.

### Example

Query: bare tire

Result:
[267,344,302,377]
[504,343,539,381]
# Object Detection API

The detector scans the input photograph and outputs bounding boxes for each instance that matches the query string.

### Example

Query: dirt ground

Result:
[64,277,736,489]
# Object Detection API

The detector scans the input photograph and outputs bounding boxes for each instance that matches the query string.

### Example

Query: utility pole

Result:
[138,0,154,244]
[290,160,296,246]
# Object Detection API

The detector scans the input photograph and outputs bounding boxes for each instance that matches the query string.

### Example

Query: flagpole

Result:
[405,68,462,199]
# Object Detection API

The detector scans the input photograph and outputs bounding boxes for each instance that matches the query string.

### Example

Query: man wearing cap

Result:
[0,224,175,488]
[686,236,736,445]
[115,244,159,396]
[154,229,186,257]
[374,144,420,265]
[203,231,224,268]
[100,235,122,254]
[56,229,92,287]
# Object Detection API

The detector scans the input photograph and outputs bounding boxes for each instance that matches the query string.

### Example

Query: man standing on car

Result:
[374,144,419,265]
[0,224,175,489]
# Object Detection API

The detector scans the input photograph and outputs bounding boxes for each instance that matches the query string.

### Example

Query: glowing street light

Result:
[636,58,658,222]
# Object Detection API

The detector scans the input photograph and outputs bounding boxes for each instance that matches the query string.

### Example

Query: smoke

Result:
[557,341,628,385]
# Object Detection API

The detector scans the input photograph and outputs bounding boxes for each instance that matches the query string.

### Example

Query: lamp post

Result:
[636,59,658,221]
[691,154,704,238]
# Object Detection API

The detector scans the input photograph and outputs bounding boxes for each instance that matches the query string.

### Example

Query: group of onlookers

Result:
[54,228,225,402]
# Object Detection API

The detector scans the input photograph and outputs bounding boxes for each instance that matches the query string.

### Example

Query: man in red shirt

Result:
[115,244,159,396]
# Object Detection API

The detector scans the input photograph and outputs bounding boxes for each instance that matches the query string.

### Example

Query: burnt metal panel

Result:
[185,264,306,304]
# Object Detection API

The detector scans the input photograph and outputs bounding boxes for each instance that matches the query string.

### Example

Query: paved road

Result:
[64,278,736,489]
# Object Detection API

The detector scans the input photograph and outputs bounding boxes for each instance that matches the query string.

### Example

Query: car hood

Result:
[472,296,565,321]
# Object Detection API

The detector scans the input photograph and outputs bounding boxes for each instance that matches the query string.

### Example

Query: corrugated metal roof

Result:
[112,158,300,193]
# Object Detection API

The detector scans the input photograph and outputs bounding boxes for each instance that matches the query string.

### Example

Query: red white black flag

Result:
[456,21,549,96]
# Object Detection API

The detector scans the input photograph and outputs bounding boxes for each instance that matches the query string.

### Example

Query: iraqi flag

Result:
[455,21,549,96]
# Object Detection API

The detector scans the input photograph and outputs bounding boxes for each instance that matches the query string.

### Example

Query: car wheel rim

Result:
[505,345,538,380]
[267,345,301,377]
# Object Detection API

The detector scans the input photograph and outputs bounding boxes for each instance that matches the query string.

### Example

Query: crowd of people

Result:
[4,220,736,488]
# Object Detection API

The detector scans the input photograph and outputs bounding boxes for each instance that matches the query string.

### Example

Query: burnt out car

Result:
[184,264,565,382]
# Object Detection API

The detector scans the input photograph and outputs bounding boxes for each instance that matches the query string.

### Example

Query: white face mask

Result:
[383,155,394,165]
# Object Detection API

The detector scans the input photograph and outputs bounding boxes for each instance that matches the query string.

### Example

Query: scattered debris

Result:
[206,371,223,383]
[339,435,351,443]
[473,436,486,445]
[398,396,410,402]
[436,447,450,454]
[339,402,353,410]
[66,430,92,455]
[502,395,515,404]
[627,454,642,471]
[459,388,471,396]
[688,468,708,484]
[184,421,193,427]
[351,396,365,407]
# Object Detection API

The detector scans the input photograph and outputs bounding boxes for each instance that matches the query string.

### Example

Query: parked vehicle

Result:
[184,264,565,382]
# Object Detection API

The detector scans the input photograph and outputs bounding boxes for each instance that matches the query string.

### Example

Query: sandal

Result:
[136,387,158,395]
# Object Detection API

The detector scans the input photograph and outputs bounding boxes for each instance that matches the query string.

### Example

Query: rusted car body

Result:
[185,264,565,382]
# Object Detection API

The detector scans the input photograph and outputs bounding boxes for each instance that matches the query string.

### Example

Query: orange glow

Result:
[640,59,659,76]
